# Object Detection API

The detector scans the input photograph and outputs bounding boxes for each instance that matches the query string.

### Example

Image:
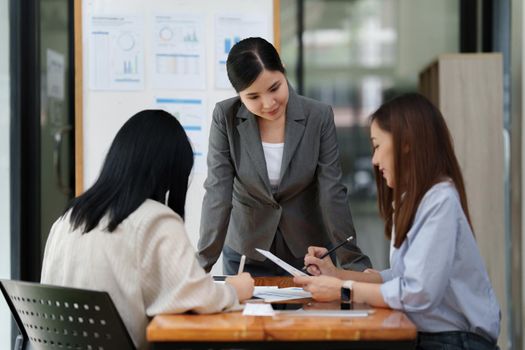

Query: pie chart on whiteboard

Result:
[159,26,174,41]
[118,33,135,51]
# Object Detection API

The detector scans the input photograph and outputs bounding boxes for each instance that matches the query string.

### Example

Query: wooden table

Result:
[147,277,417,349]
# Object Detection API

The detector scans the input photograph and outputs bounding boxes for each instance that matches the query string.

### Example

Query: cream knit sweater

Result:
[41,199,239,349]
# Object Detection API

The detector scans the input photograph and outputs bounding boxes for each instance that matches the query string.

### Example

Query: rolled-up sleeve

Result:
[379,268,393,282]
[380,192,458,312]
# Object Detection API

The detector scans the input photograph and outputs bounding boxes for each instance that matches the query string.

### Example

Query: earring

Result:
[165,190,170,206]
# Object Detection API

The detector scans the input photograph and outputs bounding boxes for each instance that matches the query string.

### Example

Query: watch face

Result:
[341,287,351,303]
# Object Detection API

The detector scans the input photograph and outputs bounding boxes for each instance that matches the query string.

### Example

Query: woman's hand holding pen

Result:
[304,247,383,284]
[304,246,339,277]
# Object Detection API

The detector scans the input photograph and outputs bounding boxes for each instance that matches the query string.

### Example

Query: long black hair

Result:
[68,109,194,233]
[226,37,285,92]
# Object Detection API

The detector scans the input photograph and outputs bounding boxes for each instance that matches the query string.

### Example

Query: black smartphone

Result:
[271,303,304,311]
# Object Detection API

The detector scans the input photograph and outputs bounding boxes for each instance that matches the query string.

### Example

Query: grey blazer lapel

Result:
[236,105,272,191]
[279,87,306,182]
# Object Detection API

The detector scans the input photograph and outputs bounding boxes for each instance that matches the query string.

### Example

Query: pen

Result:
[301,236,354,271]
[238,254,246,275]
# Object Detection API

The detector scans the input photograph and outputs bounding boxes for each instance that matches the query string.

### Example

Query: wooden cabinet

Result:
[419,53,506,347]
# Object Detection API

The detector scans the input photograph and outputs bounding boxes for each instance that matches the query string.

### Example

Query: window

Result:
[281,0,459,268]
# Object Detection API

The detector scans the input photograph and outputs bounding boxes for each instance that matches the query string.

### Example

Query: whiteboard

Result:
[74,0,280,274]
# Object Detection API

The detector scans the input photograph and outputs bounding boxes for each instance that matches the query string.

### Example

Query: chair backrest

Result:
[0,279,135,350]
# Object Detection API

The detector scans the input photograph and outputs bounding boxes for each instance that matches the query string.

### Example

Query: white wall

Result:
[0,0,11,347]
[80,0,275,275]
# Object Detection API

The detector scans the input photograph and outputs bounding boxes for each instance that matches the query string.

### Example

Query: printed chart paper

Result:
[155,97,207,174]
[214,14,270,89]
[152,14,206,90]
[88,15,144,90]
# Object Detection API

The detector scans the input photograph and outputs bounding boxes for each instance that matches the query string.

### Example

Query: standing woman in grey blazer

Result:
[198,37,371,276]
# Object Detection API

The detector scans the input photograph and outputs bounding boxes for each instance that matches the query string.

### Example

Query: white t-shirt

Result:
[262,142,284,188]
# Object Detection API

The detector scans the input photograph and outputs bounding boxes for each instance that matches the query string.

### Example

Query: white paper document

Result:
[243,303,275,316]
[46,49,65,101]
[255,248,308,277]
[253,286,311,302]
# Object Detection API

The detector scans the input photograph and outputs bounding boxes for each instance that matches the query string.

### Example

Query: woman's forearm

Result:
[335,269,383,284]
[353,282,388,307]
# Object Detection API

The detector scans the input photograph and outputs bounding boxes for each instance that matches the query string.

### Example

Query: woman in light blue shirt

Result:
[294,93,500,349]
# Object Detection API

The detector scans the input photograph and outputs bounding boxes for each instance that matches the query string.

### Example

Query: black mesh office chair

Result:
[0,279,135,350]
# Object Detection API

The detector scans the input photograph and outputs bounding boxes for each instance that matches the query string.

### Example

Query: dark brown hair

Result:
[370,93,472,248]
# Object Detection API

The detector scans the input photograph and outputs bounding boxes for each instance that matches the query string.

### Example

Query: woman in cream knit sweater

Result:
[41,110,254,349]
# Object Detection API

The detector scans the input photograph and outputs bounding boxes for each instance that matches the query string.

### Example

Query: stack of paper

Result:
[253,286,312,302]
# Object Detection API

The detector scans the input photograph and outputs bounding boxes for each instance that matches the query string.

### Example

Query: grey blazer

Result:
[197,86,371,271]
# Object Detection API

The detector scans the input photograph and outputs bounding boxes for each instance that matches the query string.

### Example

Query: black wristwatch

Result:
[341,280,354,303]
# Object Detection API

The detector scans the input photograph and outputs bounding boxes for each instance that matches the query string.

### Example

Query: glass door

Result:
[39,0,74,254]
[0,0,11,346]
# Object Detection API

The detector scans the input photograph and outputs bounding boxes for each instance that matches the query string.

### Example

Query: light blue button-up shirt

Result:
[379,181,500,342]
